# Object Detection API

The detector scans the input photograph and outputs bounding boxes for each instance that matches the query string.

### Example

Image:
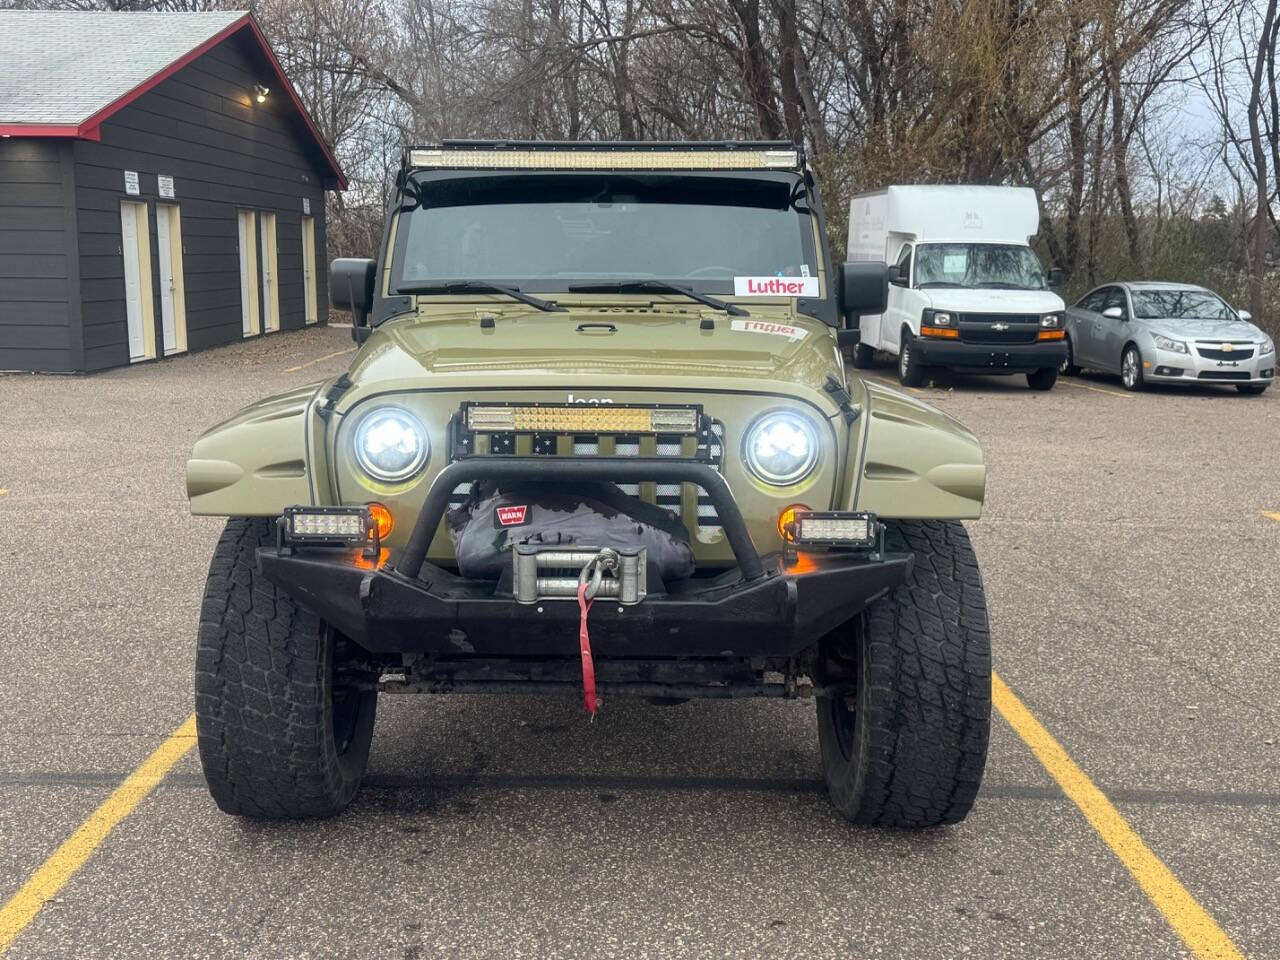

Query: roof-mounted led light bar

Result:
[408,146,801,172]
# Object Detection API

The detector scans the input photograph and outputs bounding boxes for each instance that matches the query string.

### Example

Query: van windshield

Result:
[914,243,1047,290]
[392,173,815,293]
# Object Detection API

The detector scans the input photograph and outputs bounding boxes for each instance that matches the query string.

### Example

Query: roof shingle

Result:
[0,10,246,125]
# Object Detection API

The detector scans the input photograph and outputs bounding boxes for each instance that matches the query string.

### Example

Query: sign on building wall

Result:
[302,197,311,215]
[158,175,175,199]
[123,170,139,196]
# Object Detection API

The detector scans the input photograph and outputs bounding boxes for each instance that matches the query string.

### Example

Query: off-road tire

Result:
[1026,367,1058,391]
[897,330,928,387]
[816,520,991,827]
[195,517,377,818]
[1060,336,1080,376]
[852,342,877,369]
[1237,383,1269,395]
[1121,344,1145,391]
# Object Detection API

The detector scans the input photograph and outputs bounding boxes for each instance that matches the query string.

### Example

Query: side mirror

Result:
[329,258,377,339]
[1046,267,1064,287]
[1101,306,1124,320]
[1238,308,1253,323]
[840,261,889,319]
[886,264,908,287]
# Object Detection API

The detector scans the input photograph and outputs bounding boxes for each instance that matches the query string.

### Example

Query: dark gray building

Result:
[0,11,346,373]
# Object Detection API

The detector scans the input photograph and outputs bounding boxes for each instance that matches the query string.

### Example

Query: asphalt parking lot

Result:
[1,326,1277,959]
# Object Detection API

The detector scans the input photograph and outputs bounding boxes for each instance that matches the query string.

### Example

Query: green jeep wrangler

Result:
[187,141,991,827]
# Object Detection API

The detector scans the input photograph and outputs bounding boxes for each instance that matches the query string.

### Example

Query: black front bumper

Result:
[263,454,910,659]
[258,547,911,658]
[916,337,1066,372]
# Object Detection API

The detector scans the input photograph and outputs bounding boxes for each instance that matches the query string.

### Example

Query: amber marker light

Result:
[367,503,394,540]
[921,326,960,339]
[778,504,810,542]
[1037,329,1066,340]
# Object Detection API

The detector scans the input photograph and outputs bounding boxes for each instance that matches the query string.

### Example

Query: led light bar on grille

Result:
[793,511,879,546]
[408,148,800,171]
[283,506,372,544]
[465,404,700,434]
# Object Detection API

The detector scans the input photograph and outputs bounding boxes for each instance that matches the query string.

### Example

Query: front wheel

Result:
[195,518,377,818]
[1237,383,1270,395]
[816,520,992,827]
[1027,367,1059,391]
[1121,344,1145,391]
[897,332,928,387]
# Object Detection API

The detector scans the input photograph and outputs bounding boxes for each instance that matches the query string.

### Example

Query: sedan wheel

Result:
[1121,345,1145,391]
[1060,336,1080,376]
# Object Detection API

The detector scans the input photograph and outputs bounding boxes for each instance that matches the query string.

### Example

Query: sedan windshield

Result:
[1131,290,1235,321]
[393,174,814,293]
[914,243,1047,290]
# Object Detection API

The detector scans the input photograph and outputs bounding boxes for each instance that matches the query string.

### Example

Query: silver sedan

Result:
[1062,281,1274,395]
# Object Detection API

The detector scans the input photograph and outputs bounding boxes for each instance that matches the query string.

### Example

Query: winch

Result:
[512,544,647,604]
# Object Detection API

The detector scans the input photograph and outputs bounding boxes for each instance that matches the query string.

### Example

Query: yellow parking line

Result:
[1260,511,1280,524]
[0,716,196,955]
[285,347,355,373]
[1059,379,1134,398]
[992,673,1244,960]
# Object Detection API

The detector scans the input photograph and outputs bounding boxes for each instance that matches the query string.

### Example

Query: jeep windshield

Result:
[914,243,1047,290]
[391,173,816,295]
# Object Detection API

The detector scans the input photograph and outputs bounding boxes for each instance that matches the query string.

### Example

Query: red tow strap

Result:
[576,581,598,716]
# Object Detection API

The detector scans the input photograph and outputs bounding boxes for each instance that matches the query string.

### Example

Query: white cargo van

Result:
[847,185,1067,389]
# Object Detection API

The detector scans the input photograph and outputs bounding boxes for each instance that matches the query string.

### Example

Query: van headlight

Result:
[1040,312,1064,328]
[354,407,429,482]
[743,411,819,485]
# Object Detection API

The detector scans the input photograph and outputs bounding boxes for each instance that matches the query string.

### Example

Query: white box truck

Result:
[847,185,1067,389]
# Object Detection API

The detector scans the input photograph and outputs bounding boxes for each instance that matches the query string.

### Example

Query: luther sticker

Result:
[496,504,529,527]
[730,319,807,341]
[734,276,819,297]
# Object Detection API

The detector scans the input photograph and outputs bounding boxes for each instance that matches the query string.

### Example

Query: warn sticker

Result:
[495,505,529,527]
[730,319,807,341]
[734,276,819,297]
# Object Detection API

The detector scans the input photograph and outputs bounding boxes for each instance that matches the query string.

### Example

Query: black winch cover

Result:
[446,482,696,581]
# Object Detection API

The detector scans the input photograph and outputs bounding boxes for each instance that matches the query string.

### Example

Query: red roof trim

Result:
[0,124,100,141]
[0,13,346,189]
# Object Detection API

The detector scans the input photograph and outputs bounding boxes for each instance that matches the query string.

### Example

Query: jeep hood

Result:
[340,310,842,408]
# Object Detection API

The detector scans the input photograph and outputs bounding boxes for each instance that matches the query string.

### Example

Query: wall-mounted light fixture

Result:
[254,84,270,104]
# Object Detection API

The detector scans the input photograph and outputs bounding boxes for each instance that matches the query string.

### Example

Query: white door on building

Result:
[301,215,318,325]
[237,210,260,336]
[156,204,187,355]
[260,212,280,332]
[119,201,155,362]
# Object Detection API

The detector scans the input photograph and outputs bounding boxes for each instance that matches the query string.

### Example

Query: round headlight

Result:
[354,407,428,482]
[743,411,820,486]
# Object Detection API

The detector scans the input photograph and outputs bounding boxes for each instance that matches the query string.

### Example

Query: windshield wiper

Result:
[397,280,566,312]
[973,281,1035,290]
[569,280,749,316]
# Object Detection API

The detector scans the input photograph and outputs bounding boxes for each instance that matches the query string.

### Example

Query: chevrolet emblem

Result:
[992,322,1009,331]
[1222,342,1234,352]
